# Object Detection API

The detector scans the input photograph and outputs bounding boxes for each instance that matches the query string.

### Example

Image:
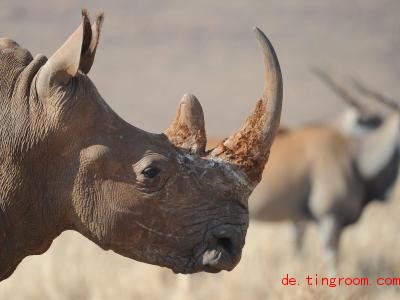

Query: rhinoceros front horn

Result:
[165,93,207,154]
[211,28,283,183]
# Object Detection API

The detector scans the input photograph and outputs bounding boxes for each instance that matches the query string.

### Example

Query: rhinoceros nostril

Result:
[199,226,243,273]
[217,237,234,256]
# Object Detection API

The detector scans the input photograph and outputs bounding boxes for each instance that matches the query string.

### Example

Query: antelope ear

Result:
[356,113,400,179]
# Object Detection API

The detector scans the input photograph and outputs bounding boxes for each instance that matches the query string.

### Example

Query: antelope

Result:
[250,72,399,273]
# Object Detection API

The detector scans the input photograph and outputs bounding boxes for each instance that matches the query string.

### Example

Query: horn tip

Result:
[253,27,266,40]
[179,93,204,123]
[253,27,276,59]
[181,93,199,105]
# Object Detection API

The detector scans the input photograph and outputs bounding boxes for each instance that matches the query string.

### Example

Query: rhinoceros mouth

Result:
[176,224,243,274]
[168,223,245,274]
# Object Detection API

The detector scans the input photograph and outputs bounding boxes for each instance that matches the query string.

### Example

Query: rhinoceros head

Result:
[4,11,282,274]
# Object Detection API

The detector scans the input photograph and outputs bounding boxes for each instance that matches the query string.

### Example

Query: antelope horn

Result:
[165,93,207,154]
[211,28,283,184]
[312,67,366,112]
[351,77,400,111]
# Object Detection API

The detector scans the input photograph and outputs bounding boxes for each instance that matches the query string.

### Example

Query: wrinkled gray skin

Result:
[0,11,282,280]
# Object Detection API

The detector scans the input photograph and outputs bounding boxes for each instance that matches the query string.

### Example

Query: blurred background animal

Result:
[246,72,399,274]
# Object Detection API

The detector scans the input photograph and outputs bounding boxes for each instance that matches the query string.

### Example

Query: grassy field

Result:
[1,187,400,299]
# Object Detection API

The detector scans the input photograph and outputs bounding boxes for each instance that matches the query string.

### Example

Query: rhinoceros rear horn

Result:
[38,10,103,91]
[211,28,282,184]
[165,93,207,154]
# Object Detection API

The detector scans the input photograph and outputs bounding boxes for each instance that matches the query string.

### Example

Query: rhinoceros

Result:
[0,10,282,280]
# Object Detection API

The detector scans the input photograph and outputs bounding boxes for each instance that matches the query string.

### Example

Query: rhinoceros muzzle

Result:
[199,225,244,273]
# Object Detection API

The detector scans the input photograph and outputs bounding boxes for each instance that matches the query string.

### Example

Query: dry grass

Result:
[1,191,400,300]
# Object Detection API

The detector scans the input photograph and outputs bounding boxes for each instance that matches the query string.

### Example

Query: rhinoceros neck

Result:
[0,153,66,281]
[0,112,70,281]
[0,49,64,281]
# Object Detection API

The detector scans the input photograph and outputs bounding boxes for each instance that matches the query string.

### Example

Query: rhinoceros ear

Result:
[40,10,92,85]
[38,10,103,95]
[80,11,104,74]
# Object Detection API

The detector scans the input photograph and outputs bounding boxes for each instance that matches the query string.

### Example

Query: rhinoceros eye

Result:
[141,166,160,179]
